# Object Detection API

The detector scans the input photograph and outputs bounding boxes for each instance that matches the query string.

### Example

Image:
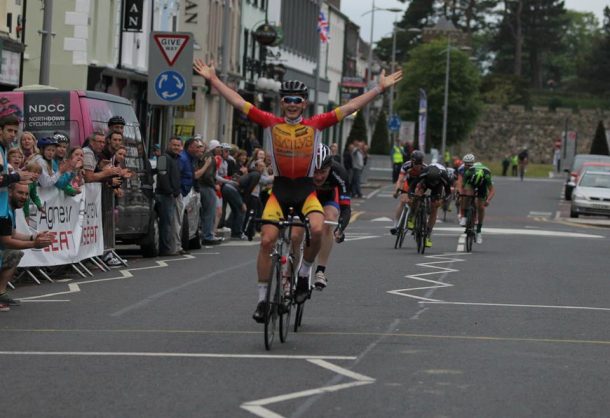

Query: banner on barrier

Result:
[16,183,104,267]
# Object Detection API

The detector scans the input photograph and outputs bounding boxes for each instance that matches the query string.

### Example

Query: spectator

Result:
[156,137,182,256]
[18,131,39,169]
[53,133,70,163]
[22,161,44,218]
[102,131,124,161]
[0,182,53,311]
[198,140,222,245]
[247,148,266,171]
[216,143,247,240]
[33,137,74,189]
[390,139,405,183]
[330,143,341,164]
[6,148,24,173]
[67,147,85,193]
[244,130,261,157]
[149,143,161,169]
[518,147,529,181]
[176,137,204,254]
[1,116,36,187]
[502,155,510,176]
[511,153,519,177]
[343,141,354,183]
[351,140,365,198]
[110,145,132,199]
[107,115,126,135]
[82,131,122,184]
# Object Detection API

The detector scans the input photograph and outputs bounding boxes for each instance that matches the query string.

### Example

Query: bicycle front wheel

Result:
[264,259,280,350]
[279,258,295,343]
[395,205,408,249]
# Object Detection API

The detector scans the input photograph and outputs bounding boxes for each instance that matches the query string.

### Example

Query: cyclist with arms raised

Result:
[193,59,403,322]
[311,144,351,290]
[457,154,495,244]
[391,150,426,235]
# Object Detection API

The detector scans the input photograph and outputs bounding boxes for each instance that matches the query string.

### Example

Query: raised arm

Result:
[193,59,246,111]
[338,69,403,117]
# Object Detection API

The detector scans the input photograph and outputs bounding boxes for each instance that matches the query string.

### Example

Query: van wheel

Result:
[189,228,202,249]
[569,209,578,218]
[181,212,190,251]
[141,217,159,258]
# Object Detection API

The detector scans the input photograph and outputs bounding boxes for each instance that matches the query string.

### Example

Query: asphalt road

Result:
[2,175,610,418]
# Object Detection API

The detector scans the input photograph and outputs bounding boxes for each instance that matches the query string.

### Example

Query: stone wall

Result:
[454,105,610,163]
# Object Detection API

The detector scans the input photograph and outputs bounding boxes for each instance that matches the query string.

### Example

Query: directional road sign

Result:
[388,114,401,132]
[148,32,193,106]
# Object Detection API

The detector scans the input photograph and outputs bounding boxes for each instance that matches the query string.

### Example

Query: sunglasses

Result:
[281,96,305,105]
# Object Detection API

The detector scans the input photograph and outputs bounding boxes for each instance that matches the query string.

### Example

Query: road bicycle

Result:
[460,193,478,252]
[411,193,431,254]
[243,209,310,350]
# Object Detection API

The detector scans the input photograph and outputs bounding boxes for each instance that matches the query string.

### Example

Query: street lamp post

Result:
[362,1,402,143]
[441,34,451,162]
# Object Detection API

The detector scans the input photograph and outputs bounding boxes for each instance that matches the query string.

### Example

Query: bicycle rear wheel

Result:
[420,201,429,254]
[264,259,279,350]
[465,207,474,253]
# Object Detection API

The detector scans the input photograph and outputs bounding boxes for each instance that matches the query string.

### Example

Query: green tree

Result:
[590,120,610,155]
[370,110,390,154]
[346,110,368,145]
[578,7,610,95]
[396,39,482,149]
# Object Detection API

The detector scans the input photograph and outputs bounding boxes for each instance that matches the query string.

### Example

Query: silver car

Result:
[570,171,610,218]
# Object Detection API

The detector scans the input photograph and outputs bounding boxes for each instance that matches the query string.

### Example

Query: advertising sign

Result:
[23,91,70,132]
[122,0,144,32]
[16,184,104,267]
[418,89,427,152]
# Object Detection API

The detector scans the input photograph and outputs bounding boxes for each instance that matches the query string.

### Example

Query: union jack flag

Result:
[318,11,330,44]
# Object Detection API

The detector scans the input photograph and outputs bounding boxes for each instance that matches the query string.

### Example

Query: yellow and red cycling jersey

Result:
[242,102,344,180]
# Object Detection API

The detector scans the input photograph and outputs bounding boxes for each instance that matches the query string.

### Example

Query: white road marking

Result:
[371,217,393,222]
[435,227,603,238]
[241,359,375,418]
[421,301,610,312]
[528,211,553,217]
[0,351,356,360]
[365,188,383,200]
[456,234,465,252]
[344,235,380,242]
[19,299,70,303]
[387,253,467,301]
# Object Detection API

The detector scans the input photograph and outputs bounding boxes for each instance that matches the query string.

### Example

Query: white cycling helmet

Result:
[463,153,476,164]
[315,144,333,170]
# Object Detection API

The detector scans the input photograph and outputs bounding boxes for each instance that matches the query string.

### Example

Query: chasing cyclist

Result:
[312,144,351,290]
[456,154,495,244]
[408,162,452,248]
[391,150,426,235]
[193,59,403,323]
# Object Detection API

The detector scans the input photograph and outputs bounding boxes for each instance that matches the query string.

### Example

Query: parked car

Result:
[180,188,202,250]
[578,162,610,178]
[1,87,158,257]
[570,171,610,218]
[564,154,610,200]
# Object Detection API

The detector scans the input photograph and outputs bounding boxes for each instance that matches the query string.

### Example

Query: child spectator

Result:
[22,161,44,218]
[6,148,24,173]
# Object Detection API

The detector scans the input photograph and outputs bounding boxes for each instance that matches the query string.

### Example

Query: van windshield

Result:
[84,98,144,171]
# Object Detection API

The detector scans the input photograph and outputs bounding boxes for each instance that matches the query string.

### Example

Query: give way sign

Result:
[147,31,194,106]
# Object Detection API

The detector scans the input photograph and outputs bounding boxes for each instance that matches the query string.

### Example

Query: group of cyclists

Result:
[390,151,495,246]
[192,58,494,325]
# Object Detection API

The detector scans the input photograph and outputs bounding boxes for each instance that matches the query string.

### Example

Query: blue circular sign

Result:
[154,70,186,102]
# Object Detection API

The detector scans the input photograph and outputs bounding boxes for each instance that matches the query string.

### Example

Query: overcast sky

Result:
[340,0,608,44]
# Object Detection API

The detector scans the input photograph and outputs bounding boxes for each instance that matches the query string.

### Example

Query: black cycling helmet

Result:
[411,150,424,164]
[53,132,69,144]
[107,115,126,127]
[279,80,309,97]
[424,165,441,186]
[315,144,333,170]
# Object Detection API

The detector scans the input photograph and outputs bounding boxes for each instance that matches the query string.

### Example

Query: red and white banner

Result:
[16,183,104,267]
